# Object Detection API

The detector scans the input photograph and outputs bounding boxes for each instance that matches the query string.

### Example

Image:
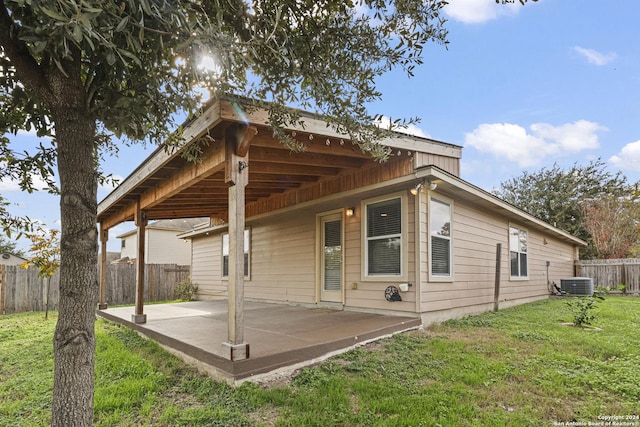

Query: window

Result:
[509,226,528,278]
[430,197,452,277]
[222,229,250,278]
[365,197,402,276]
[121,240,126,249]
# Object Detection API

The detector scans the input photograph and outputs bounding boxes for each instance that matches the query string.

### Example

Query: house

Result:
[0,253,27,266]
[115,218,207,265]
[96,98,585,363]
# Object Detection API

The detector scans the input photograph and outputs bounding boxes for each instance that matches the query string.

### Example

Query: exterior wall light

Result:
[411,180,437,195]
[346,207,355,217]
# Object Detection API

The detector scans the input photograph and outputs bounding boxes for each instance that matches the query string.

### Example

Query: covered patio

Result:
[96,300,421,382]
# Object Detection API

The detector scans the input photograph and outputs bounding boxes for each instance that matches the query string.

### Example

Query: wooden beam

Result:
[98,102,223,216]
[250,146,369,169]
[248,160,341,176]
[100,202,136,230]
[139,142,226,211]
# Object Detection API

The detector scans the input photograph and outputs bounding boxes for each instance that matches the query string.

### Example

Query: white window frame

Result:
[509,224,528,280]
[222,228,251,280]
[428,195,454,282]
[361,192,408,281]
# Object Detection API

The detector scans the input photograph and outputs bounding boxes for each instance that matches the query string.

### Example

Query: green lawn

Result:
[1,297,639,426]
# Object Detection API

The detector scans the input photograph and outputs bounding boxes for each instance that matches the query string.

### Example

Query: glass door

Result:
[319,213,343,303]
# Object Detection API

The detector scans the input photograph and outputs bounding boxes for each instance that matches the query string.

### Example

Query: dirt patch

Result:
[251,369,298,389]
[248,406,281,426]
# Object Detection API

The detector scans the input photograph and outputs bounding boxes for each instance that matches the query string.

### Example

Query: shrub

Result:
[566,293,605,327]
[175,278,198,301]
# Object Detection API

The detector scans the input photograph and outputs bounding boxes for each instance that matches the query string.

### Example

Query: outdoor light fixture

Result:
[410,180,424,196]
[346,207,355,217]
[411,180,437,195]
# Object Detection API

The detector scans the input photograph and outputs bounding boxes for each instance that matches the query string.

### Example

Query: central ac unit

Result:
[560,277,594,296]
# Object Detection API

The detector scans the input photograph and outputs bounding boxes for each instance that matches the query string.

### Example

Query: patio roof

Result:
[96,300,421,383]
[97,99,461,230]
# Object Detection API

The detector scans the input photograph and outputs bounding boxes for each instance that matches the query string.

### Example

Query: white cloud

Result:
[0,166,50,192]
[573,46,617,66]
[465,120,606,168]
[610,140,640,171]
[444,0,520,24]
[375,116,431,138]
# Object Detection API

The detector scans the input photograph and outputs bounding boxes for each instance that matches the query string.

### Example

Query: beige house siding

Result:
[191,236,223,299]
[193,212,316,304]
[344,193,417,313]
[120,233,137,260]
[420,195,576,323]
[192,193,419,312]
[147,229,192,265]
[190,186,579,323]
[120,229,192,265]
[414,152,460,177]
[250,214,316,303]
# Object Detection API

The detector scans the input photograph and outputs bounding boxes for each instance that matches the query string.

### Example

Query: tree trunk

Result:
[51,109,98,427]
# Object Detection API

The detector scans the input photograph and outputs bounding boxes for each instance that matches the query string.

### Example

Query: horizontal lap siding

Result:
[147,230,192,265]
[345,195,417,313]
[191,237,223,299]
[422,198,576,314]
[193,213,316,304]
[250,214,315,303]
[192,194,418,312]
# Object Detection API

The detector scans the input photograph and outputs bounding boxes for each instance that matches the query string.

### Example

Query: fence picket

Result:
[576,259,640,294]
[0,263,190,314]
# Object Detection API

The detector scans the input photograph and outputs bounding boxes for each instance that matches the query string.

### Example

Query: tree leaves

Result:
[494,159,636,259]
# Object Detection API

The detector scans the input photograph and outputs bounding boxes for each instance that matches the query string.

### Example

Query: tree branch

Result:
[0,0,52,103]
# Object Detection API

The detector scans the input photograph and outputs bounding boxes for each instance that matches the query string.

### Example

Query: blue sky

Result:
[2,0,639,253]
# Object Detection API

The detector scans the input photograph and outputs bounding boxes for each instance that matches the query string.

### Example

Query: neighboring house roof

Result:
[0,253,28,265]
[116,218,209,239]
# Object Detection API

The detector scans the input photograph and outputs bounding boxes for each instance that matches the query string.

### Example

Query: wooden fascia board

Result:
[98,102,223,218]
[416,166,587,246]
[218,100,462,159]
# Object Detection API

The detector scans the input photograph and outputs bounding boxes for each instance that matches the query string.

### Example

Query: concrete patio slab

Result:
[97,300,421,382]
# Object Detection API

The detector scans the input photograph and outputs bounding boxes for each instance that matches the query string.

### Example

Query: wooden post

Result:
[0,265,5,315]
[149,265,155,302]
[221,124,255,361]
[132,202,147,324]
[98,226,108,310]
[494,243,502,312]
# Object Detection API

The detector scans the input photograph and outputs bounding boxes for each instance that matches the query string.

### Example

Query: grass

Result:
[1,297,639,426]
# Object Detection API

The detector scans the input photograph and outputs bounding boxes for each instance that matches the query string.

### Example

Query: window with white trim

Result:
[430,197,452,277]
[509,226,528,278]
[222,229,250,278]
[365,197,402,276]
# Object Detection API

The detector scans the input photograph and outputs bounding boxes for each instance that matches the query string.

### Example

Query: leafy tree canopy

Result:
[1,0,449,187]
[493,159,635,258]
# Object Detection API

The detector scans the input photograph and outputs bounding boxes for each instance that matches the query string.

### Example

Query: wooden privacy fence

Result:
[576,258,640,294]
[0,263,190,314]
